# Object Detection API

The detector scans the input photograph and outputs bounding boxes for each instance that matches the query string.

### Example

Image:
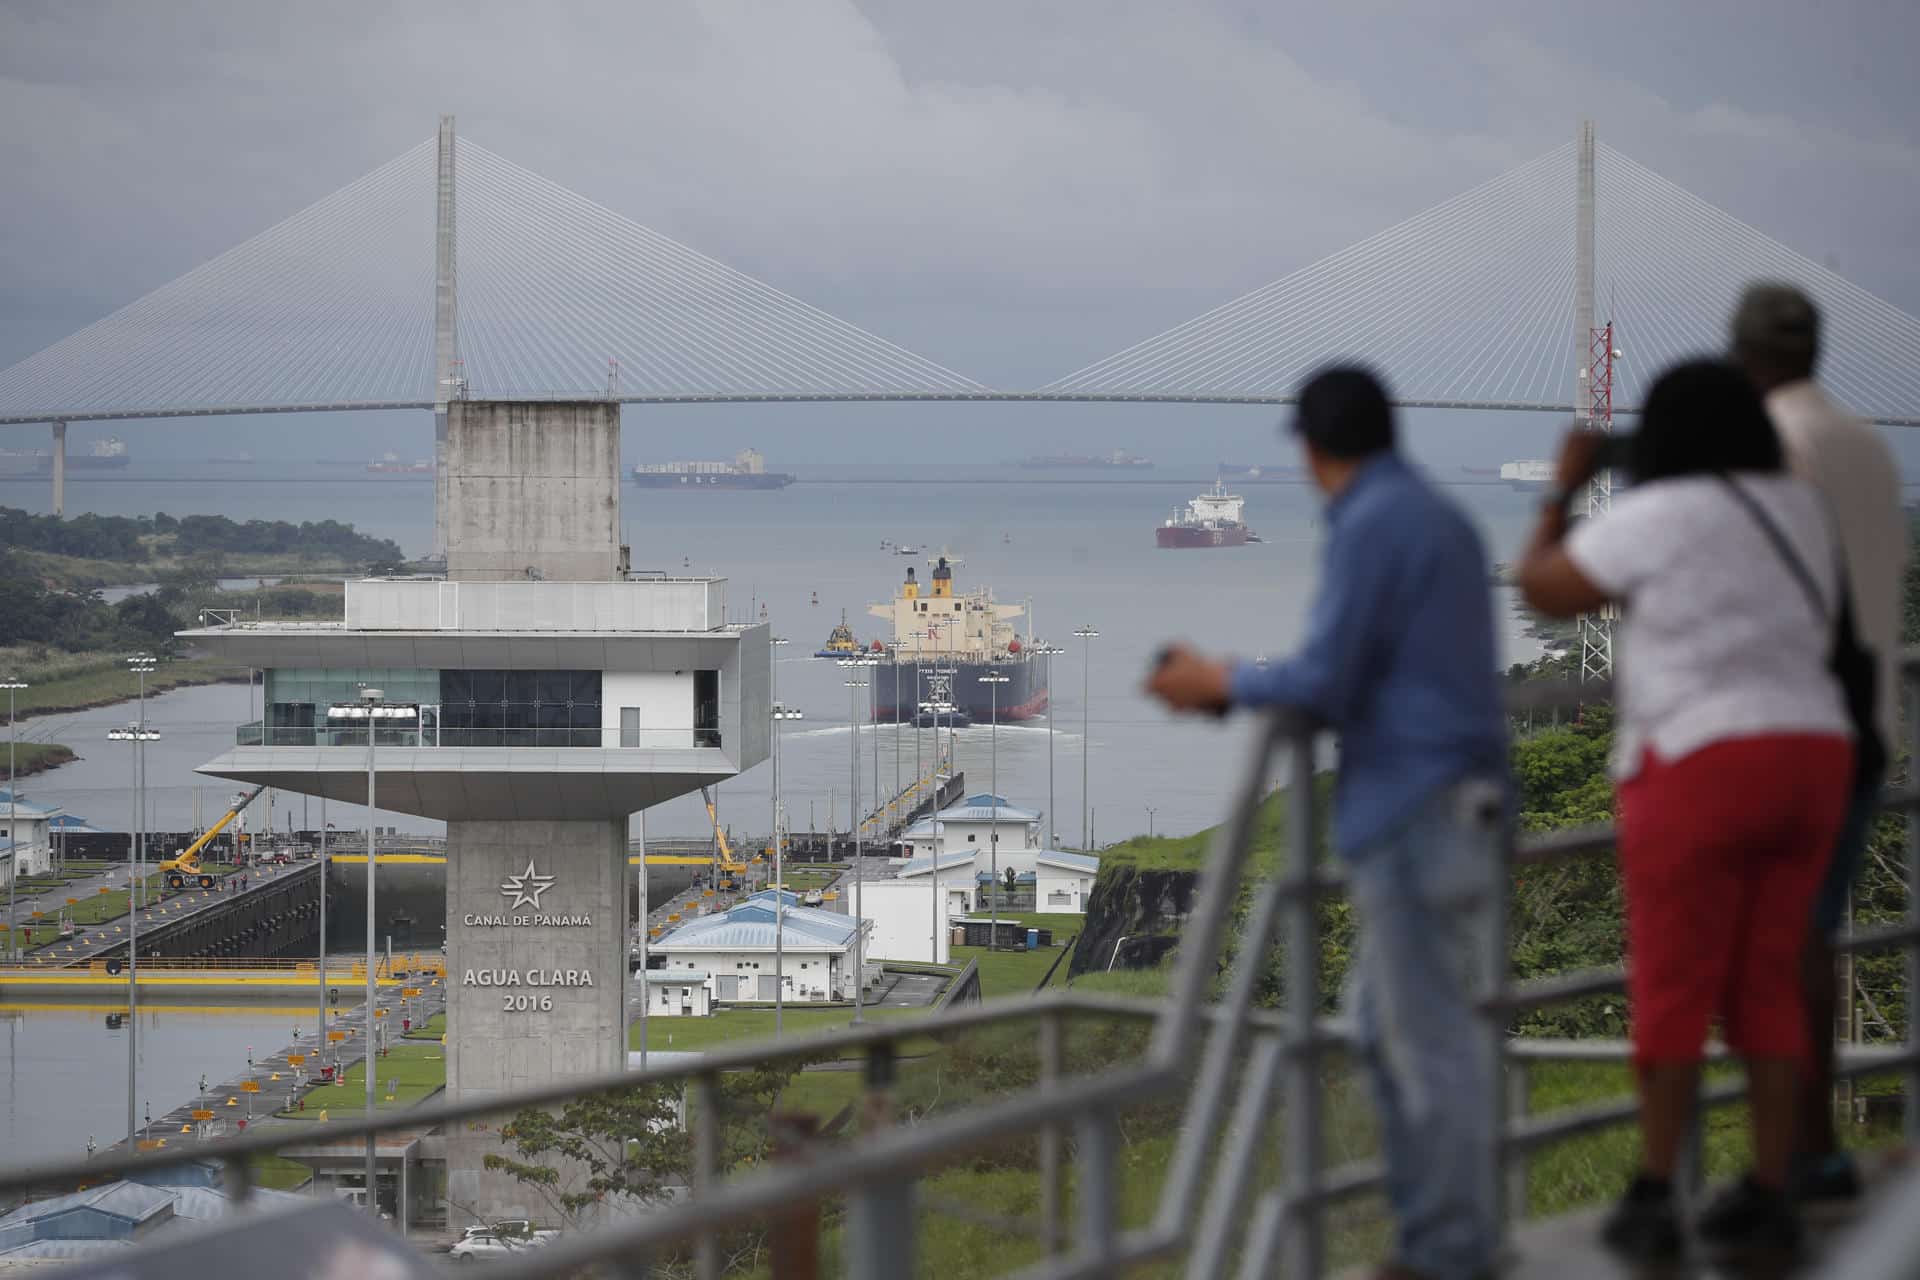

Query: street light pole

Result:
[106,717,158,1148]
[771,700,802,1036]
[327,687,417,1216]
[1031,644,1064,846]
[636,805,649,1069]
[918,695,954,963]
[839,655,876,1023]
[2,677,25,964]
[129,655,154,911]
[980,673,1009,948]
[1073,626,1100,851]
[1146,806,1157,840]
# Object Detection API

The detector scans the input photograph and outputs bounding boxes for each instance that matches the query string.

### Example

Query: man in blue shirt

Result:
[1149,367,1507,1280]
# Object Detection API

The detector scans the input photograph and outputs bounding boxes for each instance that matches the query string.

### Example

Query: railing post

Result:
[1280,728,1323,1279]
[1906,670,1920,1146]
[1039,1007,1066,1256]
[1503,1060,1529,1225]
[846,1042,915,1279]
[1075,1109,1121,1275]
[1485,815,1514,1248]
[694,1072,722,1280]
[769,1112,821,1280]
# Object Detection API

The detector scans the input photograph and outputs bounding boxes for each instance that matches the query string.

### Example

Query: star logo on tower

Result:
[499,860,557,911]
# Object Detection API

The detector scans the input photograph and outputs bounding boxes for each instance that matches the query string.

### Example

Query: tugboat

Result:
[815,610,863,659]
[866,558,1046,724]
[1156,480,1258,548]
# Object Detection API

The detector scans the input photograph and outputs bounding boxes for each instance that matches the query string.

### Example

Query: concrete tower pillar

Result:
[432,115,459,564]
[49,422,66,517]
[1574,120,1596,423]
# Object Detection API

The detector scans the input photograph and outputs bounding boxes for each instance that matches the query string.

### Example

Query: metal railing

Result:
[2,667,1917,1276]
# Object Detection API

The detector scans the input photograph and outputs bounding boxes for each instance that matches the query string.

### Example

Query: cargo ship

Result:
[1217,462,1303,483]
[1014,450,1153,470]
[1156,480,1258,548]
[367,452,432,474]
[1497,459,1552,491]
[53,437,131,471]
[631,448,795,489]
[865,557,1047,723]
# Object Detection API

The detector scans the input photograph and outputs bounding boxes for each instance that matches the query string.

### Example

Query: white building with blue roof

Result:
[898,793,1042,861]
[898,847,1102,914]
[0,1172,305,1264]
[651,890,869,1004]
[0,788,62,881]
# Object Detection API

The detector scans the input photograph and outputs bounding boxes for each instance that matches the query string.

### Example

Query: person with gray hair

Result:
[1732,281,1908,1205]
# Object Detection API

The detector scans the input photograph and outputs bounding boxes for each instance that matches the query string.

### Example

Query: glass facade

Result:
[438,669,602,747]
[247,667,722,749]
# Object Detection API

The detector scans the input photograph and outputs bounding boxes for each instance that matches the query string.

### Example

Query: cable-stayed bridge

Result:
[3,117,1917,433]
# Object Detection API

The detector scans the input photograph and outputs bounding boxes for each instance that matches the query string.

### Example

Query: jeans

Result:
[1345,775,1503,1280]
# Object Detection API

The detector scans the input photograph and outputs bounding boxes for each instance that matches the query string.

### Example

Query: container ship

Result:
[1157,480,1259,548]
[865,557,1047,724]
[1498,459,1552,491]
[1015,450,1153,470]
[631,448,795,489]
[367,452,432,474]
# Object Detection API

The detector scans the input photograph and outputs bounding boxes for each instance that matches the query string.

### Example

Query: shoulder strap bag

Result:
[1718,475,1886,785]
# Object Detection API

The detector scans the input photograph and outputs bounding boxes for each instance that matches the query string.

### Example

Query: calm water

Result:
[7,466,1548,845]
[0,1000,312,1166]
[3,465,1547,1164]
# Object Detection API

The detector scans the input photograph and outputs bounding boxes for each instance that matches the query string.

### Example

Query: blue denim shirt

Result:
[1229,454,1507,855]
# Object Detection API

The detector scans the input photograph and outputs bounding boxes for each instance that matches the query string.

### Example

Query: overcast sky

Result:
[1,0,1916,466]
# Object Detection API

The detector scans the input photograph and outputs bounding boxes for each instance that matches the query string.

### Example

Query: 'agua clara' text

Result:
[462,969,596,987]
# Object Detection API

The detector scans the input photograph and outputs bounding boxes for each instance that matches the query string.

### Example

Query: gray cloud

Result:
[0,0,1915,463]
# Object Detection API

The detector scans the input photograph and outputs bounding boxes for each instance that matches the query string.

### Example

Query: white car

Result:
[447,1234,526,1263]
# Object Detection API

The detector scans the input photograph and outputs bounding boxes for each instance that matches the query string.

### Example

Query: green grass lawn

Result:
[7,741,76,776]
[630,1002,927,1056]
[2,650,238,718]
[253,1154,315,1191]
[403,1011,445,1040]
[953,943,1071,998]
[275,1040,445,1120]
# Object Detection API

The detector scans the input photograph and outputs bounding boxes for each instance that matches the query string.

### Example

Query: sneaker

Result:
[1696,1176,1802,1256]
[1601,1175,1683,1262]
[1789,1152,1861,1205]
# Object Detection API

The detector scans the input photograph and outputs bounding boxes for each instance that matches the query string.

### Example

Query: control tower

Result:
[181,399,770,1215]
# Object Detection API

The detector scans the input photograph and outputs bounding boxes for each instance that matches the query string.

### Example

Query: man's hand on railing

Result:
[1145,643,1232,716]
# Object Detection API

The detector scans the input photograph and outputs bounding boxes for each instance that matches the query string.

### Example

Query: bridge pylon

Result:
[432,114,459,564]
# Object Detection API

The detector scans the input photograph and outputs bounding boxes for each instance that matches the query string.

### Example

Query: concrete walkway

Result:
[7,859,312,967]
[107,977,449,1158]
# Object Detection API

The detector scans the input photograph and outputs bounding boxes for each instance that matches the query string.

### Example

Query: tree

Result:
[481,1055,814,1264]
[483,1084,687,1226]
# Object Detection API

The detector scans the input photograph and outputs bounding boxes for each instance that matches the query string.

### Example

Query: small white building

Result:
[1033,850,1101,913]
[0,791,61,878]
[642,970,713,1017]
[897,847,1102,915]
[652,891,869,1003]
[899,794,1041,859]
[893,853,976,921]
[856,879,952,964]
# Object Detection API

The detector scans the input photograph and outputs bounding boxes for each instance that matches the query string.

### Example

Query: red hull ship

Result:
[1156,480,1258,549]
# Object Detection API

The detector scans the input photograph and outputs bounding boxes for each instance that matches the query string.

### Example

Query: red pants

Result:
[1618,734,1851,1064]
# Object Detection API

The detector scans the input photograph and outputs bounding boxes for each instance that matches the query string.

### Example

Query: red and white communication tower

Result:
[1573,120,1616,682]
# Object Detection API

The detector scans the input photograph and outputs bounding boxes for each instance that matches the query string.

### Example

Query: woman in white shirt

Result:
[1518,360,1851,1262]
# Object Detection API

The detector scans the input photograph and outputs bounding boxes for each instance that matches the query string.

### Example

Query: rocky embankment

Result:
[1067,862,1200,979]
